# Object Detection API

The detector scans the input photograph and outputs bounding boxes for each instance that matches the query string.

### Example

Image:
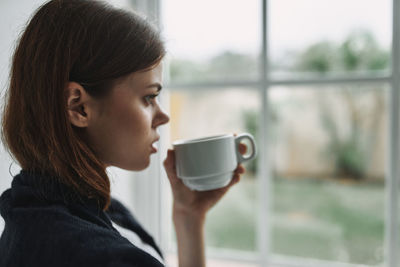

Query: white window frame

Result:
[131,0,400,266]
[124,0,166,248]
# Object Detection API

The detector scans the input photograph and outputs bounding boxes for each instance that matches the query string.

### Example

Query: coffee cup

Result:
[172,133,257,191]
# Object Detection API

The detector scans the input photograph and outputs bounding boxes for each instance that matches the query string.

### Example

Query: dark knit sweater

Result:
[0,170,164,267]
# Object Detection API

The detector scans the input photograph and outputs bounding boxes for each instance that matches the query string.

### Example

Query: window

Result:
[158,0,396,267]
[0,0,395,266]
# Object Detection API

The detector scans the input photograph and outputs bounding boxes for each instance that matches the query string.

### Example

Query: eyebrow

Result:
[145,83,162,92]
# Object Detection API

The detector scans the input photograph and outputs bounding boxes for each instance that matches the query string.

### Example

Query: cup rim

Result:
[172,133,233,146]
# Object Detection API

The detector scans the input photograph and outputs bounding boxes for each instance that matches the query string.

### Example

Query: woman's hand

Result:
[163,143,247,219]
[163,140,247,267]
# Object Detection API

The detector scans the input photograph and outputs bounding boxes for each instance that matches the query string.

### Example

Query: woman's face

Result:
[86,62,170,171]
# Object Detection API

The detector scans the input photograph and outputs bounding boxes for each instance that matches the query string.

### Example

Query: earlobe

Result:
[65,82,90,128]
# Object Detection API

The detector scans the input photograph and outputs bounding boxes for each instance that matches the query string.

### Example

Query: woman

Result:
[0,0,246,266]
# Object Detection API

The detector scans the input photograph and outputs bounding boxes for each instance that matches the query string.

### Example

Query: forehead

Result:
[117,62,163,89]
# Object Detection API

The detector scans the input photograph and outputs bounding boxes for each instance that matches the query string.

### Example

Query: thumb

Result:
[163,149,175,171]
[163,149,181,184]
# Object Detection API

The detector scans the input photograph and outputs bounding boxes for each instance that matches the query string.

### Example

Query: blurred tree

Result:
[168,29,388,180]
[242,104,280,176]
[208,51,258,80]
[169,59,208,83]
[294,29,388,179]
[339,30,389,71]
[169,51,257,82]
[294,29,389,74]
[296,42,338,73]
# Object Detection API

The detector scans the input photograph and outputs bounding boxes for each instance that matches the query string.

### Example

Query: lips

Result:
[151,137,160,153]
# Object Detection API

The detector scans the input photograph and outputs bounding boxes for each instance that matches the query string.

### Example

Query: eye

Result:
[144,93,159,105]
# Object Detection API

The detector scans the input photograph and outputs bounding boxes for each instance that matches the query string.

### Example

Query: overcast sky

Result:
[161,0,391,61]
[2,0,392,64]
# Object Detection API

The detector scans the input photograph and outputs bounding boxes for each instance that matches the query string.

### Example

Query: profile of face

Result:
[66,62,170,171]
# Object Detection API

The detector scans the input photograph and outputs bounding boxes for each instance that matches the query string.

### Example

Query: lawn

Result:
[204,175,385,265]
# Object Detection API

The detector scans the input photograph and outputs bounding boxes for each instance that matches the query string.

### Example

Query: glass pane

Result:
[269,84,387,265]
[162,0,260,83]
[269,0,391,79]
[166,88,261,253]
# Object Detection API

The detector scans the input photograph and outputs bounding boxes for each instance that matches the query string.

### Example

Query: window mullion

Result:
[166,74,390,91]
[386,0,400,266]
[130,0,164,250]
[259,0,270,266]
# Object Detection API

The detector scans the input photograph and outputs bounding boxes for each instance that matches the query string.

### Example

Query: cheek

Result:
[119,106,153,141]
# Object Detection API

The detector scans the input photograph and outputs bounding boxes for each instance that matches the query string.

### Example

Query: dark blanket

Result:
[0,170,164,267]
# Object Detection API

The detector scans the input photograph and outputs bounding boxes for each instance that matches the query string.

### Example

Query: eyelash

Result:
[144,93,159,105]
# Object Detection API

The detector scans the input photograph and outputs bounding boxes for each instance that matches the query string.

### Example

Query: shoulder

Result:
[1,202,164,267]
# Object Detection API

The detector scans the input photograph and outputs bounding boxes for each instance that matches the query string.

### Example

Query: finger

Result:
[229,173,241,186]
[163,149,181,183]
[211,174,240,197]
[233,133,247,155]
[238,143,247,155]
[163,149,174,170]
[235,164,245,174]
[224,173,240,188]
[163,150,172,175]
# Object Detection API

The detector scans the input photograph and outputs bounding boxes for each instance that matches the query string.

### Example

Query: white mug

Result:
[172,133,257,191]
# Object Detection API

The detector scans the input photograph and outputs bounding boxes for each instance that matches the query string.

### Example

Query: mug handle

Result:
[235,133,257,164]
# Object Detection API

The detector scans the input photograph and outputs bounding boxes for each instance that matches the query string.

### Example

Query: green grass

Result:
[205,176,258,251]
[204,175,385,265]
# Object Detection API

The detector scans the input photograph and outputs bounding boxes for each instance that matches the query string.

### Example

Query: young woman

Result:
[0,0,246,266]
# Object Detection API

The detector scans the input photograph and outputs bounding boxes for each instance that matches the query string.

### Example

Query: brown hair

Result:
[2,0,166,210]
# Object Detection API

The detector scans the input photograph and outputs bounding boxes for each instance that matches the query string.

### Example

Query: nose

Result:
[152,106,170,128]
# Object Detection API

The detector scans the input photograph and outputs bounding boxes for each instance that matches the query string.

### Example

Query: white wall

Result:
[0,0,49,197]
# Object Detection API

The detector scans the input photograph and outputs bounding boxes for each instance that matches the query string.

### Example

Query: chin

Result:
[107,152,152,171]
[121,158,151,171]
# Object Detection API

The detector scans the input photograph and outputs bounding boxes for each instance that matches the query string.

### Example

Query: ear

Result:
[65,82,92,128]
